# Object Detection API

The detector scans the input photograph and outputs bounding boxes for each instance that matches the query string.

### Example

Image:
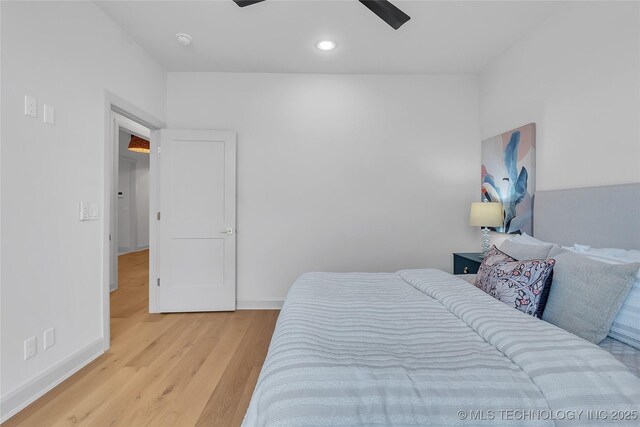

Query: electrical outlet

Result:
[24,336,37,360]
[24,95,37,118]
[44,328,55,350]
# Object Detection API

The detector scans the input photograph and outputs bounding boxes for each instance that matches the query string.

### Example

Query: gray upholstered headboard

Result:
[534,183,640,250]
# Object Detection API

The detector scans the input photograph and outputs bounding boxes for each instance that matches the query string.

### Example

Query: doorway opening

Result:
[103,103,236,350]
[109,112,152,340]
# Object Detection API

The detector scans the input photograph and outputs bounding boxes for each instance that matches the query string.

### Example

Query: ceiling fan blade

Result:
[233,0,267,7]
[359,0,411,30]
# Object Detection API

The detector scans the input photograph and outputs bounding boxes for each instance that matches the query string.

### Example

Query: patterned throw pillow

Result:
[475,246,556,317]
[475,245,515,291]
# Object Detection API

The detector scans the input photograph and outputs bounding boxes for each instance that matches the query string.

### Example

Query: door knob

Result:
[220,228,234,235]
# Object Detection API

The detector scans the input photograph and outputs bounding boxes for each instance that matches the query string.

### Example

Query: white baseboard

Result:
[236,299,283,310]
[0,338,104,423]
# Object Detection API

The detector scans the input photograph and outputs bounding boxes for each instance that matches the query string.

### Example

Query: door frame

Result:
[103,91,164,351]
[149,130,160,314]
[111,114,149,281]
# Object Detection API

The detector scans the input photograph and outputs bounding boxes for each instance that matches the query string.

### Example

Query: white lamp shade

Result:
[469,202,503,227]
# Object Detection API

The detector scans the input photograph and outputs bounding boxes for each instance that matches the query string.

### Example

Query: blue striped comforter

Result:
[243,269,640,426]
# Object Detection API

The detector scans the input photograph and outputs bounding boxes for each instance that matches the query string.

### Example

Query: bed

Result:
[243,184,640,426]
[462,274,640,377]
[533,183,640,380]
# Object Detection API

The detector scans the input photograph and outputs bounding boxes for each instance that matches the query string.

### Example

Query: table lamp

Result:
[469,202,503,258]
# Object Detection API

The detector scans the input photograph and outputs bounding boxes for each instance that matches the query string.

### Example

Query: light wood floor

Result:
[4,250,279,427]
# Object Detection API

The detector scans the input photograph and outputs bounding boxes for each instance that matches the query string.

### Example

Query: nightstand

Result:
[453,252,483,275]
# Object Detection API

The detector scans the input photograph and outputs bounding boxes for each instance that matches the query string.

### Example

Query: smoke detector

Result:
[175,33,193,47]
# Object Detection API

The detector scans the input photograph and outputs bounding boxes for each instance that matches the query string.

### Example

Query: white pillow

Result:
[610,279,640,349]
[578,248,640,349]
[576,247,640,263]
[510,232,554,246]
[507,237,640,347]
[499,239,554,260]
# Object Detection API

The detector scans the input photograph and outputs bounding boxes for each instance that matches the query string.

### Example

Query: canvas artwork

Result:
[481,123,536,235]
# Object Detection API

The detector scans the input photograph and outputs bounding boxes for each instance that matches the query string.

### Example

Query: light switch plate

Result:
[44,104,55,125]
[44,328,55,349]
[80,202,98,221]
[89,202,99,220]
[79,202,89,221]
[24,336,37,360]
[25,96,37,118]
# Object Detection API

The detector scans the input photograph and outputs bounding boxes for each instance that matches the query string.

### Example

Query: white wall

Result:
[0,1,165,420]
[118,130,150,255]
[167,73,481,306]
[479,1,640,191]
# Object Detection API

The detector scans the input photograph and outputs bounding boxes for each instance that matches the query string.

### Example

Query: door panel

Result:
[170,140,226,235]
[170,239,225,288]
[157,129,236,312]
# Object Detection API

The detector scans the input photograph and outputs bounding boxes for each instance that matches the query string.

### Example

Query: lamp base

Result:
[482,227,490,258]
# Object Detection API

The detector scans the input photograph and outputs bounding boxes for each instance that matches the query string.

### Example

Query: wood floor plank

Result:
[145,313,255,427]
[50,367,144,427]
[124,314,201,368]
[106,315,232,427]
[231,365,263,427]
[3,250,279,427]
[57,315,210,427]
[195,310,278,426]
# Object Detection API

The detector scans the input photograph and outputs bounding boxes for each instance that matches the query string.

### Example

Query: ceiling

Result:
[96,0,565,74]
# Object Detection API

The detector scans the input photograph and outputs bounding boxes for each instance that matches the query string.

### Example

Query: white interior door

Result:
[156,129,236,312]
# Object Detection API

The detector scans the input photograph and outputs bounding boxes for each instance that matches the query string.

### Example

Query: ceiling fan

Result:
[233,0,411,30]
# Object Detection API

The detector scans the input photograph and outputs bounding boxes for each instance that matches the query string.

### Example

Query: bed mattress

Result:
[243,269,640,426]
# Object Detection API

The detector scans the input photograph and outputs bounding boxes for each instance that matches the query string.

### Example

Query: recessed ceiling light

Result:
[315,40,337,52]
[176,33,193,47]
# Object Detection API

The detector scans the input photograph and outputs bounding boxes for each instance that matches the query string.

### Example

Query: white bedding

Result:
[600,337,640,377]
[457,274,640,377]
[244,269,640,426]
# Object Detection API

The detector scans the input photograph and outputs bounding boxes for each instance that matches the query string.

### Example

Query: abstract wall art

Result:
[481,123,536,235]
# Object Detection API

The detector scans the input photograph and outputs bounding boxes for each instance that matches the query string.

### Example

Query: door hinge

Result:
[157,212,161,220]
[157,146,161,155]
[109,233,112,241]
[157,278,160,287]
